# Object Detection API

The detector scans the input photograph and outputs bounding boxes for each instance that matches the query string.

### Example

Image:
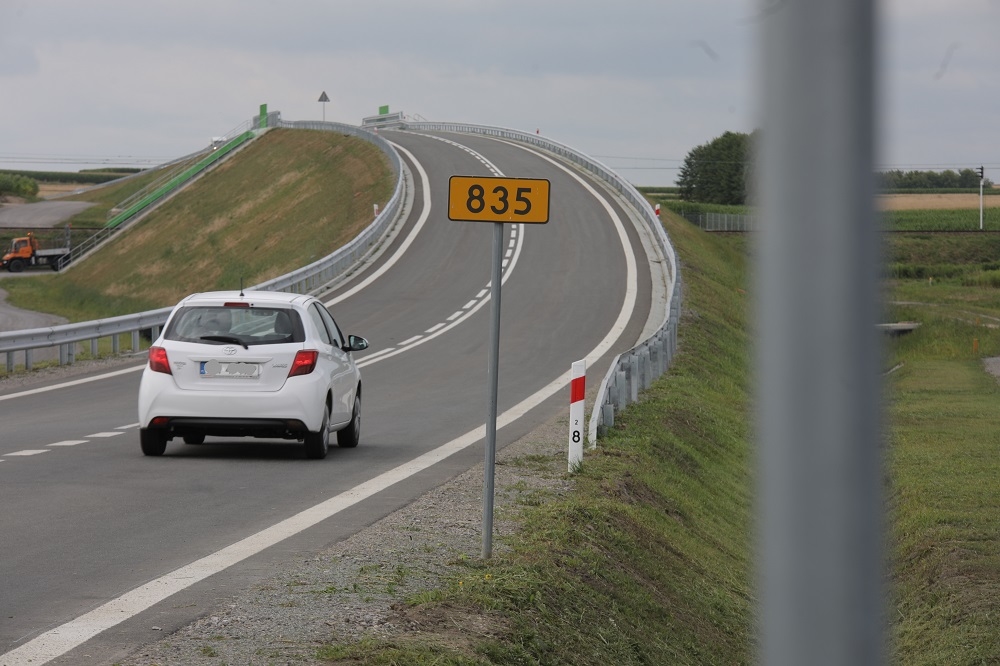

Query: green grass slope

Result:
[2,129,395,320]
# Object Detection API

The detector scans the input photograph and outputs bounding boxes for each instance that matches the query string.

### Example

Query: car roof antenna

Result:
[239,278,245,298]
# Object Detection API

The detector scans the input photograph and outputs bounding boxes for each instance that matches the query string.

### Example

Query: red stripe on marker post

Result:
[568,360,586,471]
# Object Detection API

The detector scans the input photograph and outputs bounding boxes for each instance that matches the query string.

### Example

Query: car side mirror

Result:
[344,335,369,353]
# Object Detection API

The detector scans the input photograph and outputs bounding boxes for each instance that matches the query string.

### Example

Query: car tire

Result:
[140,429,167,456]
[183,434,205,445]
[337,393,361,448]
[304,403,330,459]
[8,258,25,273]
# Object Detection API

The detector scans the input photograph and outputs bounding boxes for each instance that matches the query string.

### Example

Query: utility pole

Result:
[979,166,985,230]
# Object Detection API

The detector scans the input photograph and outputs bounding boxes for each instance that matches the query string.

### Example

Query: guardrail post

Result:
[112,334,120,354]
[5,352,12,374]
[628,353,639,402]
[612,369,628,413]
[24,349,32,371]
[131,330,140,353]
[91,338,99,358]
[640,348,652,390]
[67,342,76,365]
[601,401,615,434]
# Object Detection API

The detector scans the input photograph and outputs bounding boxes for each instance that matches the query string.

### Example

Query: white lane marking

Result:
[5,450,49,457]
[48,441,88,447]
[116,423,140,430]
[2,253,636,665]
[322,143,433,308]
[85,432,124,438]
[0,364,145,403]
[462,300,477,310]
[425,323,446,334]
[398,335,422,347]
[0,134,642,666]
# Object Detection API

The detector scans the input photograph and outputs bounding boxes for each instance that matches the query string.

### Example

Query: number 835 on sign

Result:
[448,176,550,224]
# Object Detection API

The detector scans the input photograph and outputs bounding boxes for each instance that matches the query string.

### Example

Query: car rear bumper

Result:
[137,368,335,435]
[144,416,310,440]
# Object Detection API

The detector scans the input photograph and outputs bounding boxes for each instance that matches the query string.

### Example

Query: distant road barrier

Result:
[1,120,680,448]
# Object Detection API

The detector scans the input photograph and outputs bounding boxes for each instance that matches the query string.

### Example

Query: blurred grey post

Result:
[756,0,884,665]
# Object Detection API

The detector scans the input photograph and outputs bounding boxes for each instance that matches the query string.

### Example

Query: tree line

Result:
[676,131,992,205]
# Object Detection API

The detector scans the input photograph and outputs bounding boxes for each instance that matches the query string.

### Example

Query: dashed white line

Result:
[425,323,446,334]
[6,450,49,457]
[398,335,422,346]
[462,300,477,310]
[447,312,463,322]
[85,432,125,438]
[48,441,88,447]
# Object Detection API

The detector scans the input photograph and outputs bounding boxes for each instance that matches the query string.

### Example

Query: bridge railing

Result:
[1,119,403,372]
[403,122,682,443]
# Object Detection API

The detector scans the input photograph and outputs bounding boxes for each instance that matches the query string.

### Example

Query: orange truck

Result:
[1,232,71,272]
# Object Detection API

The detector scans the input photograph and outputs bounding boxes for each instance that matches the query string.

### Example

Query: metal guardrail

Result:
[1,119,404,373]
[1,119,681,448]
[399,122,681,444]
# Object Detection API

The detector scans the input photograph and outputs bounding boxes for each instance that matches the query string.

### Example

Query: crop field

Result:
[879,192,1000,210]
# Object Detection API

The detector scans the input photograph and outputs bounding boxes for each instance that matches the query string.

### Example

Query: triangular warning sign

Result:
[318,91,330,102]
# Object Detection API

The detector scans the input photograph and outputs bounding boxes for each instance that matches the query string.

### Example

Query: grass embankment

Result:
[1,128,394,320]
[316,213,754,664]
[885,233,1000,662]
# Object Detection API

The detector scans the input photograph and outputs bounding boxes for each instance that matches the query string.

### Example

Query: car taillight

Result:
[148,346,172,375]
[288,350,318,377]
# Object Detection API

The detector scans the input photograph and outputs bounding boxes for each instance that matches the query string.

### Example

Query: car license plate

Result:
[200,360,260,378]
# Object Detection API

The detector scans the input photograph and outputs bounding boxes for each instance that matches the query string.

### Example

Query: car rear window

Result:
[164,306,305,345]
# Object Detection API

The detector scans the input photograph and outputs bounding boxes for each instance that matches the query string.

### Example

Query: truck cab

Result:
[2,232,69,272]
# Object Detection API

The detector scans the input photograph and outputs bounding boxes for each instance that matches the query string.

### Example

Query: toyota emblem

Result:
[223,346,238,356]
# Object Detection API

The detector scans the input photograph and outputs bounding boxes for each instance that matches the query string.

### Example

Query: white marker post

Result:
[568,359,586,471]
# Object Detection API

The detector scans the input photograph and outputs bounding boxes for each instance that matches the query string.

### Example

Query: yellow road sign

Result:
[448,176,550,224]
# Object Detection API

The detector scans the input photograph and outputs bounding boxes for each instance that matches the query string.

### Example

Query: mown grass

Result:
[312,213,755,664]
[885,238,1000,662]
[1,129,394,319]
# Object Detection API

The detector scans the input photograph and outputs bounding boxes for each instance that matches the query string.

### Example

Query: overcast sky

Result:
[0,0,997,186]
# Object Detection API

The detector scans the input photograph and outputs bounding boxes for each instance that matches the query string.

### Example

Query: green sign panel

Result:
[378,105,389,115]
[259,103,268,128]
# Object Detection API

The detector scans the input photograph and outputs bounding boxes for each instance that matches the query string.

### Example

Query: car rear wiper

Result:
[200,335,249,350]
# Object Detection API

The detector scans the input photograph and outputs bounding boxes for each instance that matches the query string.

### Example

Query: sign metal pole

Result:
[482,221,504,558]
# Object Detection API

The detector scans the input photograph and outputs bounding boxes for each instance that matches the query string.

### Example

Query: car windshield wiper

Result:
[200,335,249,350]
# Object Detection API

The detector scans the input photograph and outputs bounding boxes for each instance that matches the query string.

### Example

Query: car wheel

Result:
[337,393,361,448]
[183,434,205,445]
[8,259,25,273]
[140,429,167,456]
[304,403,330,459]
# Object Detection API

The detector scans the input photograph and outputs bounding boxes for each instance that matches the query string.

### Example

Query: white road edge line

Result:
[0,135,640,666]
[0,365,145,402]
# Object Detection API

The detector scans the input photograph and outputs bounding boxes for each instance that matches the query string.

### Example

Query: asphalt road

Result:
[0,130,661,665]
[0,201,94,228]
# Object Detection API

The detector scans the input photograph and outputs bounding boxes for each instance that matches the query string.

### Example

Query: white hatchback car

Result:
[137,290,368,459]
